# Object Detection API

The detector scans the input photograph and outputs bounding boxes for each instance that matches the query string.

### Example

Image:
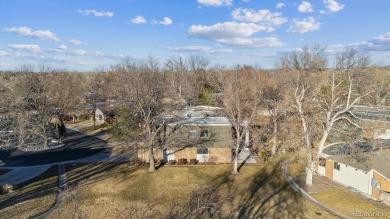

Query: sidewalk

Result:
[0,165,51,185]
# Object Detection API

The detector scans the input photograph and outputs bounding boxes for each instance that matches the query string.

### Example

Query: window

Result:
[188,130,196,139]
[200,129,209,138]
[334,162,340,170]
[318,158,326,167]
[197,148,208,154]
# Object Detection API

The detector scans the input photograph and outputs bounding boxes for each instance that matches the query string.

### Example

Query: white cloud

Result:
[216,37,284,48]
[71,50,88,56]
[129,15,147,24]
[167,46,212,52]
[77,9,114,17]
[3,26,59,41]
[323,0,344,12]
[160,17,173,26]
[166,46,233,54]
[231,8,287,25]
[197,0,232,7]
[298,1,314,13]
[0,51,8,56]
[58,45,68,50]
[276,2,285,9]
[319,10,325,14]
[189,22,273,39]
[242,0,250,2]
[189,22,283,48]
[347,32,390,51]
[92,52,125,60]
[287,17,320,33]
[70,38,83,45]
[46,46,87,56]
[8,44,41,53]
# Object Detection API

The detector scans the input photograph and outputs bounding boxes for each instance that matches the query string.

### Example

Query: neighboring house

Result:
[317,149,390,205]
[94,107,115,125]
[137,106,256,164]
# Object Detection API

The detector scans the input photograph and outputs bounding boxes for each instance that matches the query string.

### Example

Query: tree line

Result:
[1,47,390,185]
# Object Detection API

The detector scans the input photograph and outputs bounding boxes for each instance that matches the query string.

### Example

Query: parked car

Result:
[59,114,73,121]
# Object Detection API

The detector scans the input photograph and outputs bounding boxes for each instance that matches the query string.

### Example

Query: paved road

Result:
[0,128,107,167]
[0,121,134,186]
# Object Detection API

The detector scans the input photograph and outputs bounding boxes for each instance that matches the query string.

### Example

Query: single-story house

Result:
[317,149,390,205]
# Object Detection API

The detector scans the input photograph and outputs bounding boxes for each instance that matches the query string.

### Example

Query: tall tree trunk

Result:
[232,130,240,174]
[43,134,48,149]
[148,144,156,172]
[271,117,278,155]
[317,128,330,156]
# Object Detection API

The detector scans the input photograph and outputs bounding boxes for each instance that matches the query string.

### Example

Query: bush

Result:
[0,183,14,195]
[168,160,176,165]
[190,159,198,165]
[177,158,188,165]
[76,114,88,121]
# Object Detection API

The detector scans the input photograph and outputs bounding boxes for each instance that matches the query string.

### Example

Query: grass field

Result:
[1,154,388,218]
[312,188,390,217]
[0,166,58,219]
[47,159,336,219]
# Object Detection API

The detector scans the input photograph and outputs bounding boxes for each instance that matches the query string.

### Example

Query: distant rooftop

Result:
[168,106,230,126]
[171,105,224,118]
[330,148,390,179]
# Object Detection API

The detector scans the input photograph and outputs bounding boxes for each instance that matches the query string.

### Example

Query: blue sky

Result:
[1,0,389,71]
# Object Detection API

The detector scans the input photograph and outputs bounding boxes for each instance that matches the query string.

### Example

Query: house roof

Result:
[330,148,390,179]
[171,106,224,118]
[168,116,231,126]
[167,106,231,126]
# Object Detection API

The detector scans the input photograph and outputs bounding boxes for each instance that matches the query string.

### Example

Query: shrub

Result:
[168,160,176,165]
[190,159,198,165]
[0,183,14,195]
[177,158,188,165]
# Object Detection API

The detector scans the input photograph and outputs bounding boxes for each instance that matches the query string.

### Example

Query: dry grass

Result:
[0,166,58,219]
[64,120,91,128]
[47,159,337,219]
[312,188,390,216]
[80,123,108,134]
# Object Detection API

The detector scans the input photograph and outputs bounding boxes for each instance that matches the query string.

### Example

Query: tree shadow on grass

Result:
[0,166,58,218]
[234,163,304,218]
[204,160,306,219]
[64,162,139,189]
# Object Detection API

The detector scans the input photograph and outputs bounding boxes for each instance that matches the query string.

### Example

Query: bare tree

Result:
[165,57,188,100]
[261,79,284,156]
[16,71,55,149]
[279,45,327,186]
[219,65,261,174]
[316,49,371,155]
[86,71,107,129]
[280,46,371,186]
